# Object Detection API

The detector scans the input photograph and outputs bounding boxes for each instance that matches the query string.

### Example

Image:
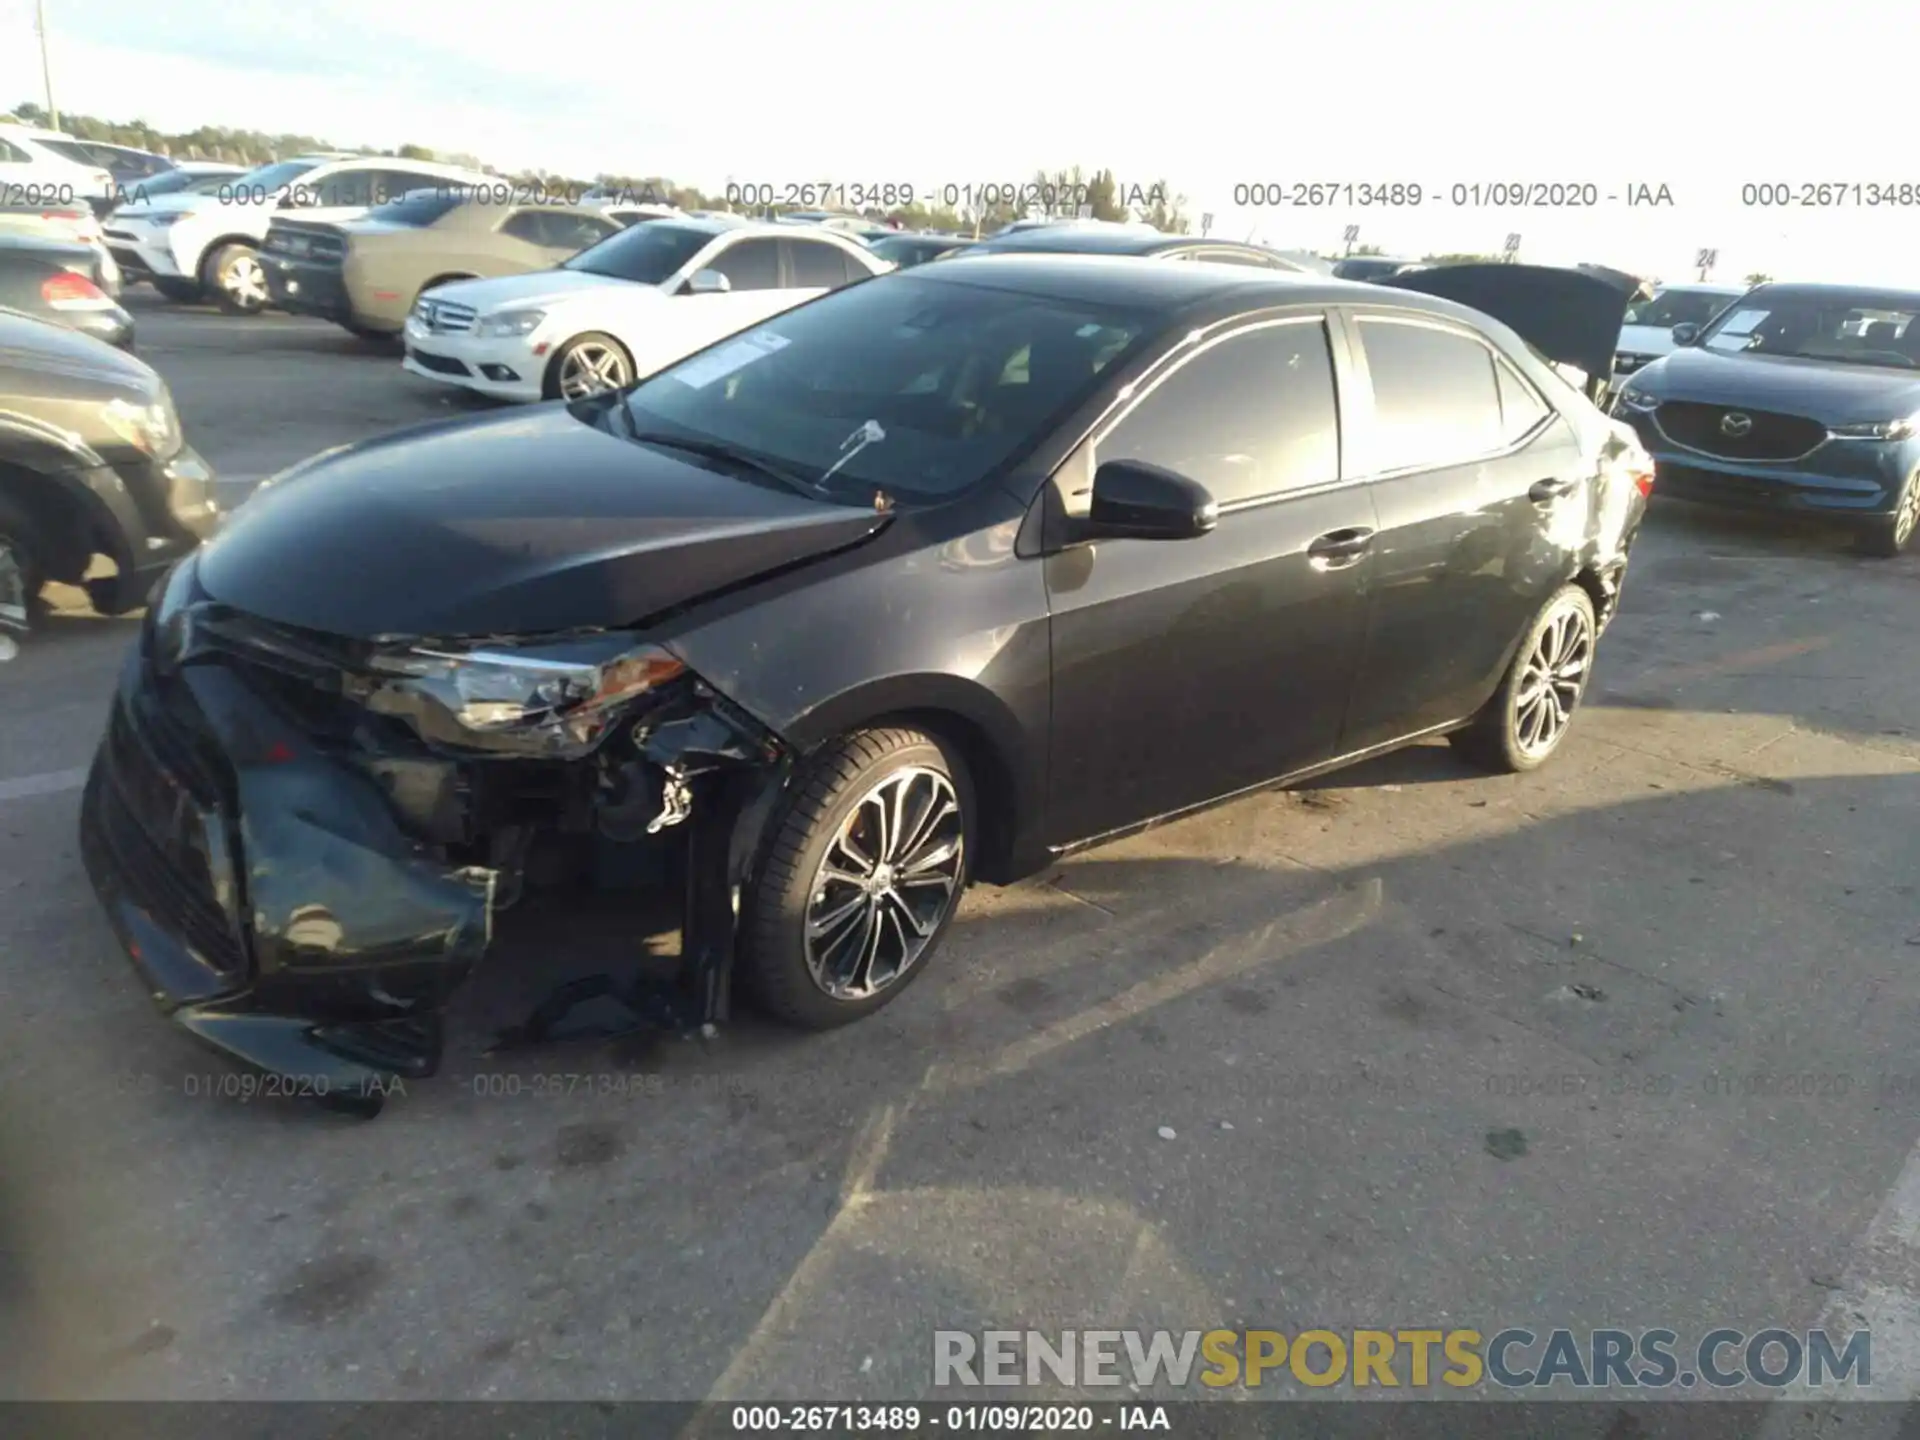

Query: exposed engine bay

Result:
[81,565,798,1117]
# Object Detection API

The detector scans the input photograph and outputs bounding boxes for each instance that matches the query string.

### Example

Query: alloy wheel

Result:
[803,765,965,1001]
[1513,604,1593,760]
[558,342,632,399]
[225,253,268,308]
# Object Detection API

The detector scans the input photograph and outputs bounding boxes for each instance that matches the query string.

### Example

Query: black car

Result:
[868,233,974,269]
[0,310,218,636]
[1332,256,1418,281]
[78,254,1649,1113]
[964,225,1315,271]
[1613,283,1920,555]
[0,233,135,348]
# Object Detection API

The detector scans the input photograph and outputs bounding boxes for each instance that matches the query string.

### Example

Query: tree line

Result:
[5,103,1189,236]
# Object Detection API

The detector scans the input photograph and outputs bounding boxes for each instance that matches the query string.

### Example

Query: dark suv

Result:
[0,310,219,635]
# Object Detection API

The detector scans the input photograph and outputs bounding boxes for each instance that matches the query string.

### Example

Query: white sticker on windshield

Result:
[1075,323,1105,337]
[670,331,792,389]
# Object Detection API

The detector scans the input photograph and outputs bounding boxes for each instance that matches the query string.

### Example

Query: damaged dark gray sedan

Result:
[80,254,1652,1114]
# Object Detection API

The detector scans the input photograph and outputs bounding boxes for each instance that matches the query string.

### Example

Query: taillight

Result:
[1628,461,1655,498]
[41,271,110,309]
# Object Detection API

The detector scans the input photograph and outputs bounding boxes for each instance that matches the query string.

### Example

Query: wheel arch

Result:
[777,674,1045,886]
[0,460,101,583]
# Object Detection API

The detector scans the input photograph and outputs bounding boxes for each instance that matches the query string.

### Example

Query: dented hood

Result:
[196,404,891,639]
[1381,263,1639,385]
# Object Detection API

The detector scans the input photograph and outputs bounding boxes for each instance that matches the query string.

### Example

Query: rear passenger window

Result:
[1096,319,1340,507]
[1357,319,1505,471]
[1495,358,1551,441]
[786,239,857,290]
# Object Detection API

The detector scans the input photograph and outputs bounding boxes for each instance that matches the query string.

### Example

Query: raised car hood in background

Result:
[1382,263,1641,386]
[196,404,891,639]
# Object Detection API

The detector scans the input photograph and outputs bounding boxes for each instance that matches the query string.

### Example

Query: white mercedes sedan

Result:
[400,215,891,402]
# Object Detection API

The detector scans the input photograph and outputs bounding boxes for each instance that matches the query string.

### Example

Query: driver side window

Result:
[1095,319,1340,508]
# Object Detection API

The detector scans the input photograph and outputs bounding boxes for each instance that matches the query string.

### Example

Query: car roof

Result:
[971,225,1194,255]
[908,251,1431,314]
[1744,282,1920,307]
[1657,281,1745,294]
[667,215,834,240]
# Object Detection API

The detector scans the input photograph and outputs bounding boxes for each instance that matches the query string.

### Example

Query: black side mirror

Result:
[1086,459,1218,541]
[1670,322,1701,347]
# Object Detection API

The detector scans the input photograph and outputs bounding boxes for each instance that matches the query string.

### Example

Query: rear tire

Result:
[0,494,50,637]
[1861,468,1918,557]
[204,243,269,314]
[1450,585,1598,774]
[741,728,973,1030]
[151,276,202,303]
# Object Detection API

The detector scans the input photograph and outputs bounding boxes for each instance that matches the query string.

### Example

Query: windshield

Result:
[622,273,1149,501]
[562,221,713,283]
[1623,289,1740,329]
[365,189,465,227]
[1698,291,1920,367]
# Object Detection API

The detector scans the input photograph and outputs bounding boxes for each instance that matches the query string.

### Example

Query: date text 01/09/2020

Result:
[1229,181,1676,208]
[720,182,1171,212]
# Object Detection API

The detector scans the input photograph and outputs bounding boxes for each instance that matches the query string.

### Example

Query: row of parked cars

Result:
[8,143,1917,1108]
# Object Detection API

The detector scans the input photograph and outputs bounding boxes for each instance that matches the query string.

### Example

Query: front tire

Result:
[1861,468,1918,557]
[545,332,634,400]
[742,728,972,1030]
[1450,584,1598,774]
[204,243,269,314]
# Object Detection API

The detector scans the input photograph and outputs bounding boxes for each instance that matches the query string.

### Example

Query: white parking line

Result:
[0,768,90,804]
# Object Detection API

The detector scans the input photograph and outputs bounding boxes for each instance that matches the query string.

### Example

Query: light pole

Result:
[35,0,59,130]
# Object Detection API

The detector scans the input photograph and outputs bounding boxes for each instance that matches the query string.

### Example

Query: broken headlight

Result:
[358,636,687,758]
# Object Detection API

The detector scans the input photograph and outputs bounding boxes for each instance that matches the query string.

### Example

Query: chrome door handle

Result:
[1307,527,1375,569]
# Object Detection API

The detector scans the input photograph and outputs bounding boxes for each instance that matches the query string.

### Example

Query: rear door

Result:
[1335,307,1587,749]
[1043,312,1378,844]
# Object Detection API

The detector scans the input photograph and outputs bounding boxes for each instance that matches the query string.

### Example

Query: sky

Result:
[3,0,1916,287]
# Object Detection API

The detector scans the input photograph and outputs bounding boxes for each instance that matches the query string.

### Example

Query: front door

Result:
[1043,314,1378,846]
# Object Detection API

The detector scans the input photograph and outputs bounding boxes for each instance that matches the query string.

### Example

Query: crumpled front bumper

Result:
[79,640,497,1090]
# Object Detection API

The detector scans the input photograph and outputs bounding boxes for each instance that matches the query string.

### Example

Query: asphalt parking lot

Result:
[2,292,1919,1430]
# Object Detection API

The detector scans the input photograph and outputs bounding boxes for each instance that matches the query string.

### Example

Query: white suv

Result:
[104,154,495,313]
[0,125,115,209]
